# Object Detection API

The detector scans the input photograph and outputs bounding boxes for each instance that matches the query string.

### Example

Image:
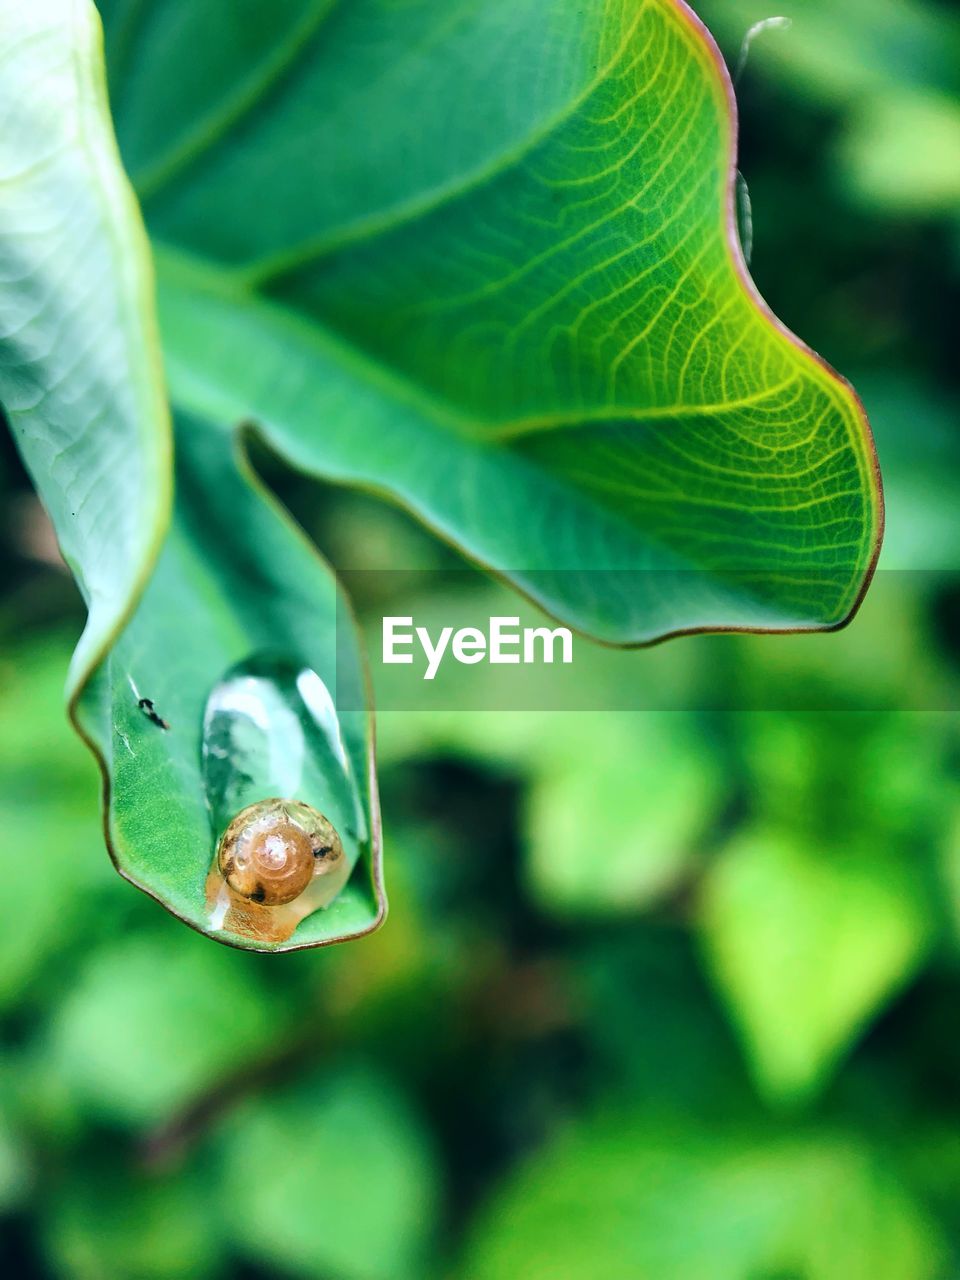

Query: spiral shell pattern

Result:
[216,798,344,906]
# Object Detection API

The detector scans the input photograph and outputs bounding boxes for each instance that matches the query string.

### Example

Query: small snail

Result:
[216,798,344,907]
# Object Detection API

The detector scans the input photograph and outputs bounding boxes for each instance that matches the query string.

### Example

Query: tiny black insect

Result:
[138,698,170,731]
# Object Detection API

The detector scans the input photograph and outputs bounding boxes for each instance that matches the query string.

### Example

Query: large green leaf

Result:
[0,0,171,696]
[99,0,882,643]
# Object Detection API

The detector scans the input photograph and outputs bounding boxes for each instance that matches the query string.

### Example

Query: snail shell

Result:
[216,798,344,906]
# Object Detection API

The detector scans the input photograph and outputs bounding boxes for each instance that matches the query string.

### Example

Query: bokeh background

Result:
[3,0,960,1275]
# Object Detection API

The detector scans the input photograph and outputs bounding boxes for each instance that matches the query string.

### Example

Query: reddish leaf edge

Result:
[659,0,885,644]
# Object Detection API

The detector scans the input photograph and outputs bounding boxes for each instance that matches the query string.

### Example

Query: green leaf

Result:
[0,1101,28,1212]
[375,701,720,916]
[0,634,110,1010]
[936,796,960,945]
[101,0,881,643]
[464,1112,943,1280]
[41,1162,222,1280]
[697,827,931,1103]
[524,713,721,916]
[838,91,960,214]
[0,0,171,698]
[215,1070,439,1280]
[74,413,384,950]
[856,374,960,571]
[44,930,287,1126]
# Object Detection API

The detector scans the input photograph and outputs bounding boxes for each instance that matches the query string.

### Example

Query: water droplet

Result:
[201,655,367,943]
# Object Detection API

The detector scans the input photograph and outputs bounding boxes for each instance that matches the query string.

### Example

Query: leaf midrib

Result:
[136,0,656,286]
[130,0,341,201]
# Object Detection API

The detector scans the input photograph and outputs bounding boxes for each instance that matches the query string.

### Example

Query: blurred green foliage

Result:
[466,1120,944,1280]
[3,0,960,1275]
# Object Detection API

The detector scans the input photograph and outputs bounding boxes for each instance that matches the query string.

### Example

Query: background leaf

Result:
[0,636,108,1007]
[524,713,721,916]
[699,0,960,106]
[0,1103,27,1214]
[43,930,288,1125]
[464,1111,943,1280]
[215,1070,438,1280]
[697,828,931,1103]
[697,0,960,220]
[40,1164,220,1280]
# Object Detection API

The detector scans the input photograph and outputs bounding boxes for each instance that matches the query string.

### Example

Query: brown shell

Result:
[216,798,344,907]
